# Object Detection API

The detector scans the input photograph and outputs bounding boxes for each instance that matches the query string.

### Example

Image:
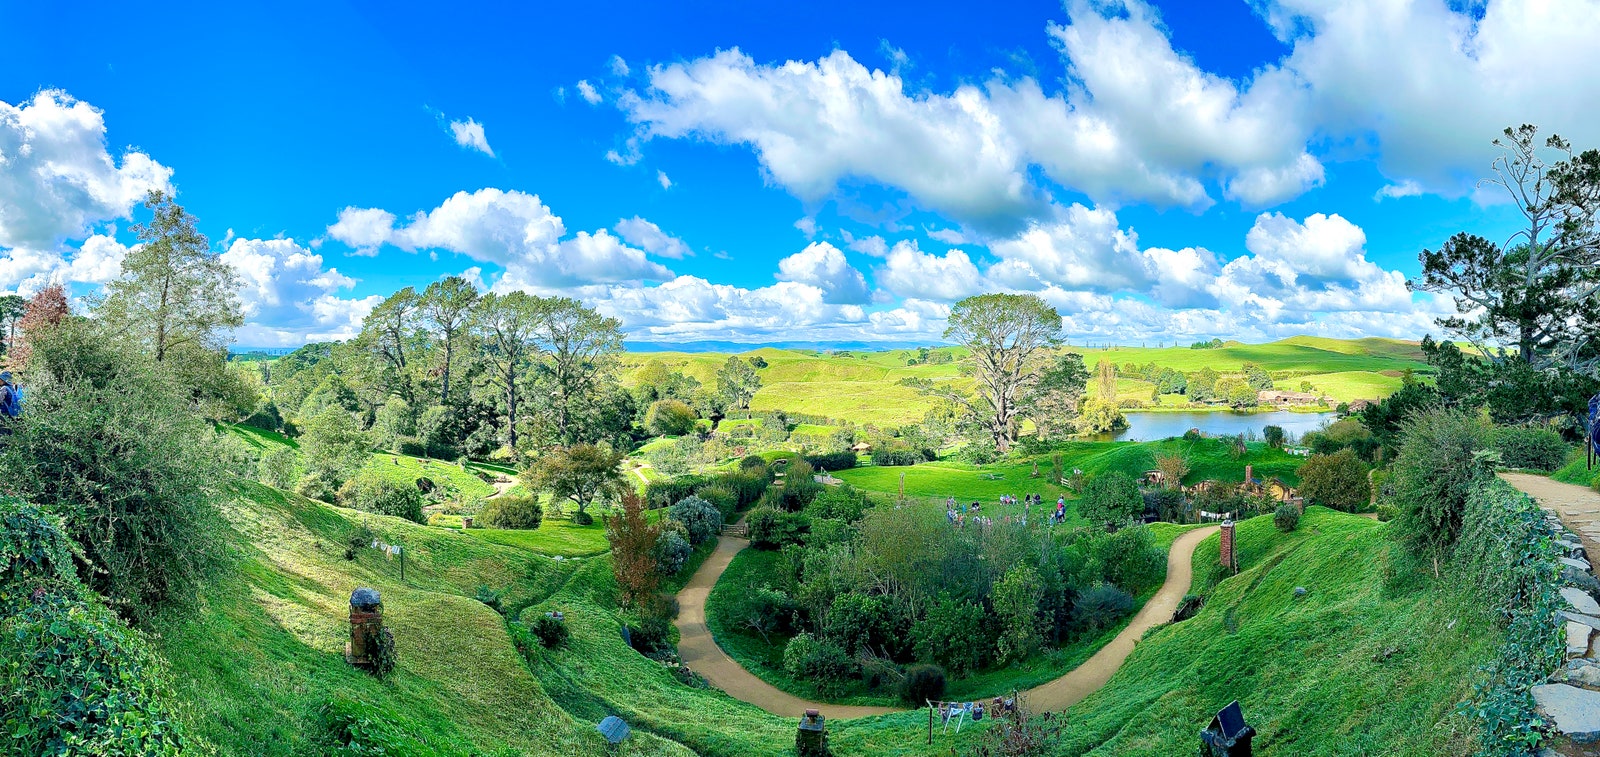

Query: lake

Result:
[1095,409,1335,443]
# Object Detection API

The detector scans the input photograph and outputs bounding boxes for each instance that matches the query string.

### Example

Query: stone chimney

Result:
[346,587,383,666]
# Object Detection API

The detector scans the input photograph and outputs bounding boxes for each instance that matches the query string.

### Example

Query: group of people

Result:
[942,492,1071,529]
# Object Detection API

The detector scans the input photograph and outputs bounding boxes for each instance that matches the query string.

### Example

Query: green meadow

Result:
[620,337,1429,427]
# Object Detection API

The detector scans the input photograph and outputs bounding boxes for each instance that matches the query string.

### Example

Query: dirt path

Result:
[1023,525,1218,711]
[673,531,900,719]
[1501,472,1600,558]
[673,522,1220,720]
[486,479,516,499]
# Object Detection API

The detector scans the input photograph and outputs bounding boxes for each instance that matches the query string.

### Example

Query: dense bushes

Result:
[1072,583,1134,631]
[782,632,855,697]
[747,506,809,548]
[803,450,857,471]
[900,664,947,705]
[1455,480,1565,755]
[529,613,570,649]
[644,399,698,437]
[1274,504,1300,532]
[1391,408,1494,572]
[1297,449,1371,512]
[1078,471,1143,528]
[0,321,227,619]
[338,474,427,524]
[478,495,543,529]
[0,498,191,755]
[654,528,692,575]
[872,446,923,466]
[1493,426,1569,471]
[668,495,723,545]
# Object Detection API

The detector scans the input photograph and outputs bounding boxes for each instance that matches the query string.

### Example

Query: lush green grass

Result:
[1552,448,1600,490]
[1295,370,1405,403]
[623,338,1422,429]
[1051,508,1496,756]
[222,423,500,500]
[834,438,1302,503]
[150,481,691,756]
[427,513,612,558]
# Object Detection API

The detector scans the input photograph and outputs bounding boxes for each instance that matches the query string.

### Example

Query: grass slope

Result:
[622,338,1424,428]
[835,438,1302,503]
[151,481,691,757]
[1051,508,1495,756]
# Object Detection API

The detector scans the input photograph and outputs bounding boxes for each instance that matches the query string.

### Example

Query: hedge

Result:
[1456,480,1565,756]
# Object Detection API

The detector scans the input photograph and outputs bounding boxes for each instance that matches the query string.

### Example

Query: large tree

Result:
[1018,352,1089,440]
[1412,125,1600,375]
[420,276,479,407]
[100,190,241,362]
[716,356,762,411]
[356,287,422,408]
[920,293,1062,452]
[531,297,624,445]
[474,292,542,451]
[9,284,70,370]
[522,442,627,522]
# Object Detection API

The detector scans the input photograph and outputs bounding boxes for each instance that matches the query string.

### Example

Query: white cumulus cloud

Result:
[448,117,495,157]
[776,242,871,305]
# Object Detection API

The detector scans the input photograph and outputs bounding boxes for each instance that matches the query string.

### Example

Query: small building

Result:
[1347,399,1376,412]
[851,442,872,453]
[1257,390,1320,406]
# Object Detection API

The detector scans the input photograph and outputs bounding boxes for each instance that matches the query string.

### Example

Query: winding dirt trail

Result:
[673,524,1220,720]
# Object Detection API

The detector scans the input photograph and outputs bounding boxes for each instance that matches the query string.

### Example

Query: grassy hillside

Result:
[150,481,692,756]
[834,437,1303,502]
[1552,448,1600,490]
[1050,508,1494,756]
[621,337,1427,427]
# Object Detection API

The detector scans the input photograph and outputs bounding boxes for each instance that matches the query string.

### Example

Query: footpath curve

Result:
[673,523,1220,719]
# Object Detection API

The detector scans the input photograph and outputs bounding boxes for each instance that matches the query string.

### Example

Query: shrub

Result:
[0,322,227,619]
[345,524,374,560]
[645,399,699,437]
[823,593,893,656]
[645,475,706,510]
[992,564,1045,663]
[1391,408,1494,573]
[1274,504,1300,532]
[1264,425,1286,448]
[911,595,991,675]
[900,664,947,706]
[669,495,724,546]
[1297,449,1371,512]
[733,585,798,641]
[479,495,543,530]
[338,474,427,524]
[806,484,872,523]
[474,584,502,614]
[369,627,398,679]
[803,450,857,471]
[747,506,809,549]
[654,528,692,575]
[1092,525,1166,594]
[530,613,570,649]
[695,483,739,522]
[873,446,922,466]
[1375,503,1399,522]
[1079,472,1143,529]
[782,632,856,697]
[1494,426,1569,471]
[0,498,192,755]
[571,510,594,526]
[1146,489,1186,523]
[258,446,298,489]
[627,616,674,655]
[415,476,436,494]
[1073,583,1134,632]
[739,455,768,470]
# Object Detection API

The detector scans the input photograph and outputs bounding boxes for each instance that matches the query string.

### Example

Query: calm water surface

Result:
[1095,410,1335,443]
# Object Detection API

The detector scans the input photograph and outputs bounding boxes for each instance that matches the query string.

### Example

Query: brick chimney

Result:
[1244,464,1253,484]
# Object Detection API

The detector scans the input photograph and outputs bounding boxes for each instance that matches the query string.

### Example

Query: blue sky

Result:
[2,0,1595,347]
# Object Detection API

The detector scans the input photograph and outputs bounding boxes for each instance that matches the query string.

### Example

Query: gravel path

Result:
[672,522,1220,720]
[1501,472,1600,558]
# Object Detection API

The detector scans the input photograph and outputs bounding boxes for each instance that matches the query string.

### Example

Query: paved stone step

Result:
[1534,684,1600,743]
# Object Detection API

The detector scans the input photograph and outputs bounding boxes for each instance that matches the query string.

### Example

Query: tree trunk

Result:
[442,333,453,406]
[507,363,518,450]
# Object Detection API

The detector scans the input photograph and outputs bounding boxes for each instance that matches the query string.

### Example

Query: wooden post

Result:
[927,702,933,744]
[399,544,405,583]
